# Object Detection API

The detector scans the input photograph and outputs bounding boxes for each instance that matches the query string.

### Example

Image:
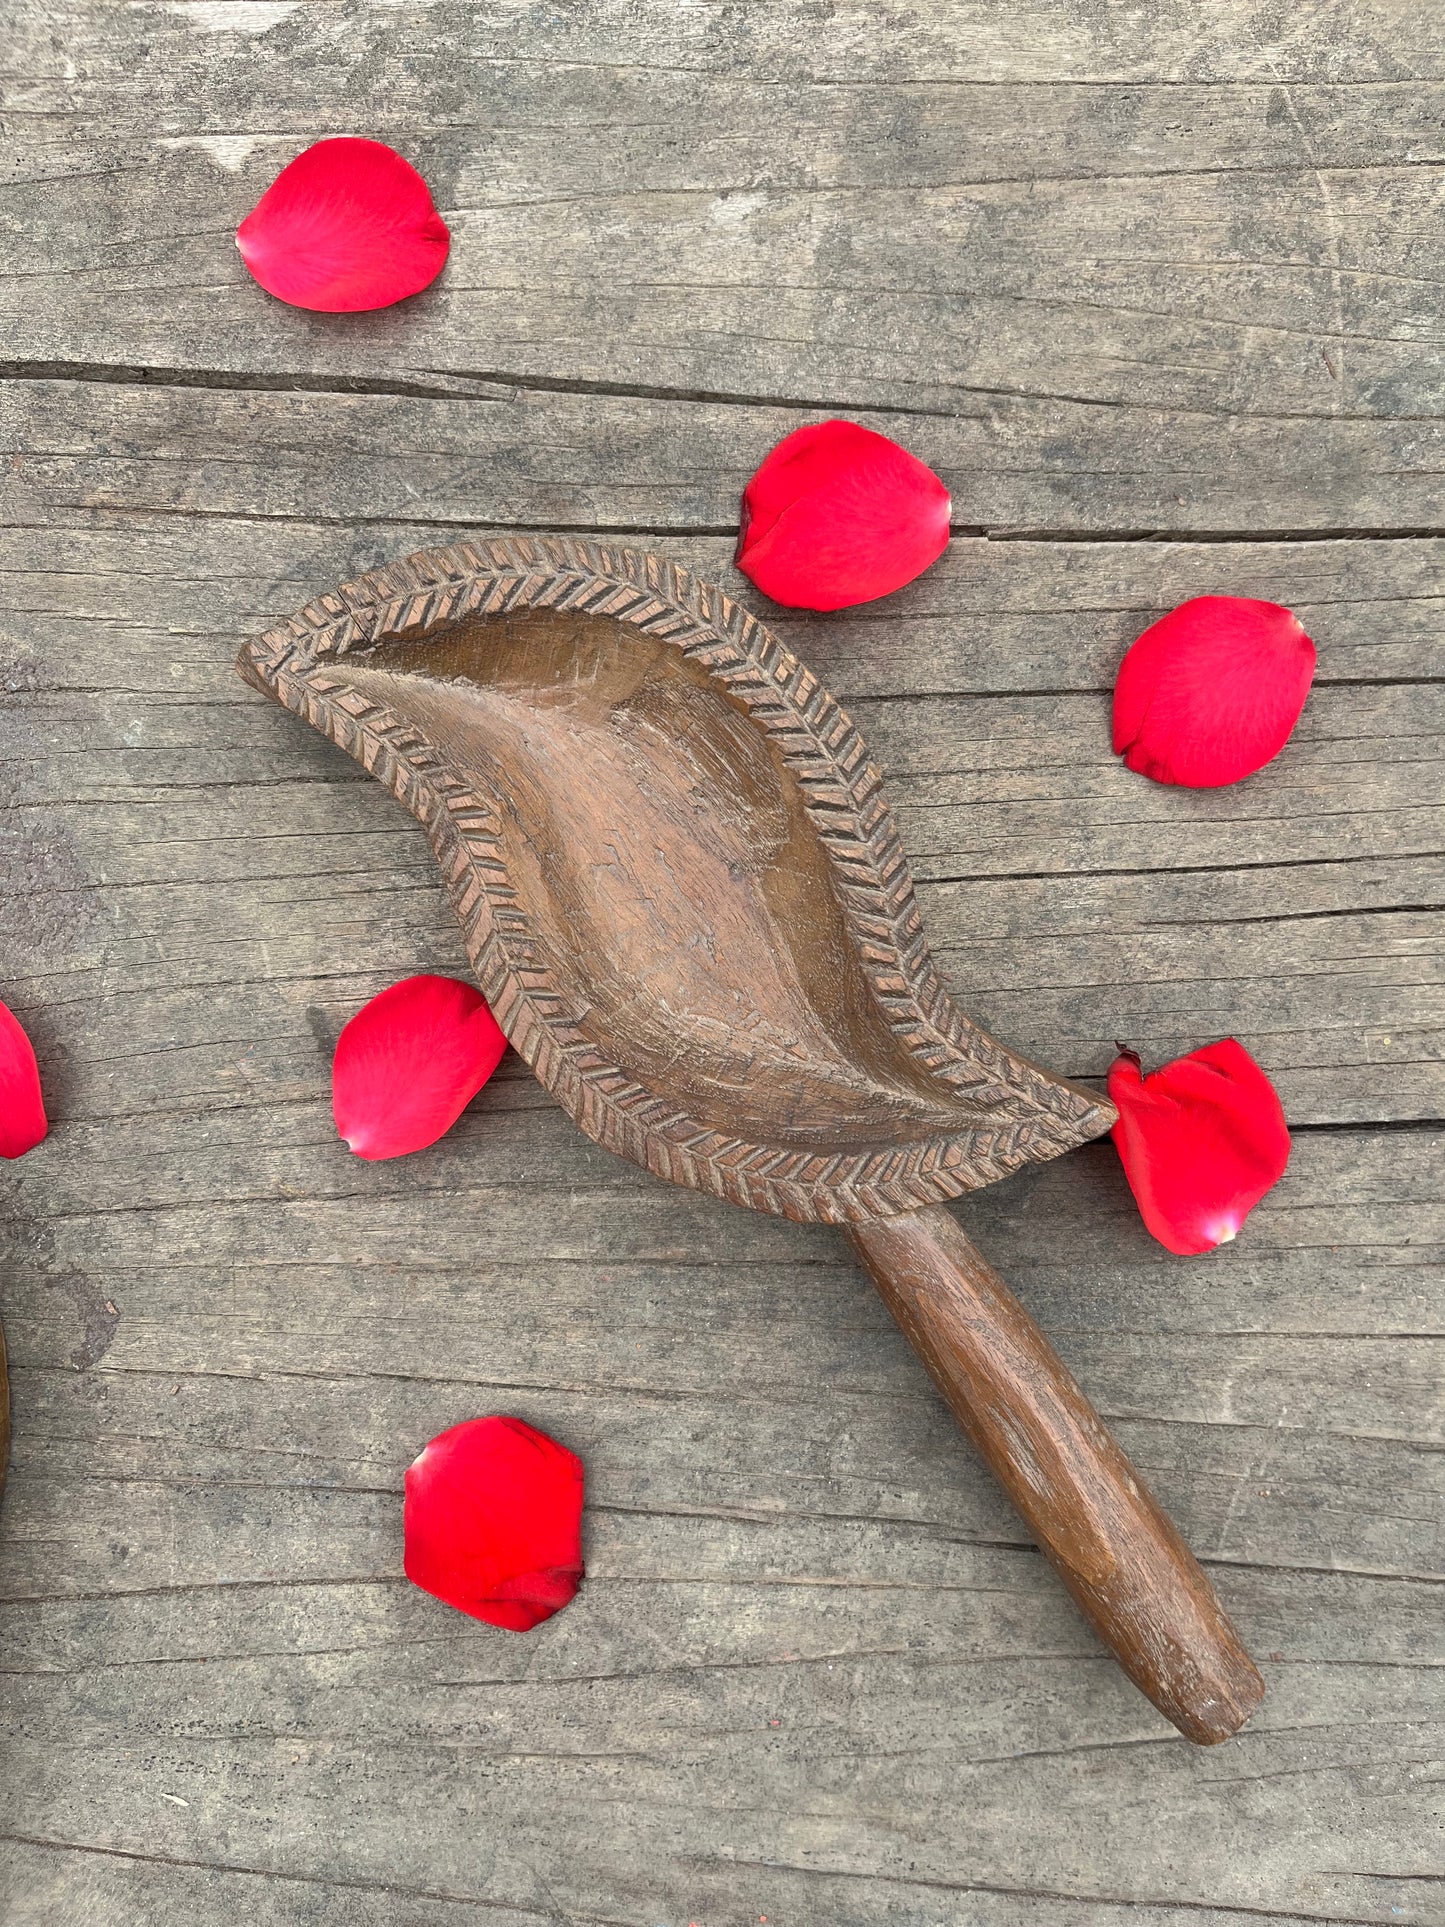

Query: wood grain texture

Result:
[5,3,1445,531]
[1,0,1442,1919]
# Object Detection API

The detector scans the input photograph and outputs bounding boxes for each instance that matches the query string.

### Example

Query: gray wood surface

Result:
[1,3,1441,1923]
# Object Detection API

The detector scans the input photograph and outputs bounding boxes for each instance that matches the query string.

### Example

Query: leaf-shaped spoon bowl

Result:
[240,537,1264,1744]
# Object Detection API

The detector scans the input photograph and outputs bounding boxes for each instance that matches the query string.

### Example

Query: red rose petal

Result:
[1108,1039,1291,1256]
[404,1415,584,1630]
[736,420,951,610]
[1112,595,1316,787]
[236,137,449,312]
[0,998,46,1160]
[332,974,506,1160]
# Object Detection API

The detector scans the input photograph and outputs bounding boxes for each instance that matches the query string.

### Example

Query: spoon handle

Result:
[845,1203,1263,1744]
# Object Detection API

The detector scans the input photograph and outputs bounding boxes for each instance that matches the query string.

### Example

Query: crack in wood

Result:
[0,1835,625,1922]
[695,1855,1409,1924]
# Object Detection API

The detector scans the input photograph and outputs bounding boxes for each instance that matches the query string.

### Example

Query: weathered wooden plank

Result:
[7,852,1442,1126]
[4,1344,1439,1590]
[4,868,1440,1129]
[15,0,1445,96]
[16,153,1432,419]
[5,1511,1439,1675]
[5,179,1442,531]
[3,1698,1438,1927]
[0,1571,1439,1924]
[6,487,1445,695]
[6,2,1445,528]
[2,732,1441,1125]
[7,674,1439,886]
[14,366,1445,551]
[0,376,1417,553]
[3,1839,1419,1927]
[3,1114,1439,1590]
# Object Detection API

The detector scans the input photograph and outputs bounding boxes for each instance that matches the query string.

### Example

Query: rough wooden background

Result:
[1,3,1441,1923]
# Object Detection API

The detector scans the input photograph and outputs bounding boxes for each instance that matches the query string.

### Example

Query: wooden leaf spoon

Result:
[239,536,1264,1744]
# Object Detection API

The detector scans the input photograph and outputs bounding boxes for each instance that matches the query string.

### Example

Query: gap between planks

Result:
[26,500,1445,547]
